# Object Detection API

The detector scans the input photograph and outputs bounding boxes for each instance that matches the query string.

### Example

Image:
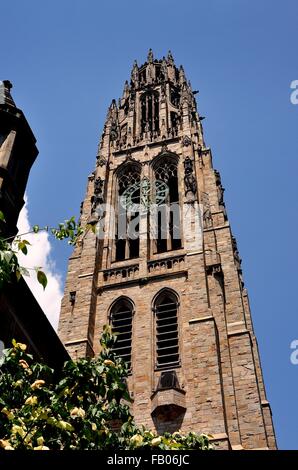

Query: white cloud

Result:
[16,196,63,330]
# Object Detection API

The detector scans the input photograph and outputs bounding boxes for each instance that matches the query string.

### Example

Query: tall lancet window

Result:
[109,297,133,371]
[154,290,180,370]
[115,163,140,261]
[152,154,181,254]
[141,91,159,134]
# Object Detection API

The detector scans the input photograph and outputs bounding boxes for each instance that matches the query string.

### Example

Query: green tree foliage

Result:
[0,212,93,291]
[0,327,213,451]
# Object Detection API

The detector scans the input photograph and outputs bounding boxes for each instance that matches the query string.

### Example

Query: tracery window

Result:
[153,155,181,253]
[115,163,140,261]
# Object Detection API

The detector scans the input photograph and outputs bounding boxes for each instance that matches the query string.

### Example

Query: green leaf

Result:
[37,270,47,290]
[1,250,13,263]
[33,225,40,233]
[18,240,30,255]
[0,211,6,222]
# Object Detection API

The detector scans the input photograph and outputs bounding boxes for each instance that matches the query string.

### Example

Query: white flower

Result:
[70,407,86,419]
[12,425,26,438]
[25,396,38,406]
[31,380,45,390]
[58,420,74,431]
[130,434,143,447]
[0,439,13,449]
[19,359,29,369]
[103,360,115,367]
[151,436,162,446]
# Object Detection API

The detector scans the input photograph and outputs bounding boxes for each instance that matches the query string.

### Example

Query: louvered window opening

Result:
[156,298,179,369]
[111,305,132,371]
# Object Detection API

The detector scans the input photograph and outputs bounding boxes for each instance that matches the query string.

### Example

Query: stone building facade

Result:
[58,51,276,449]
[0,80,69,369]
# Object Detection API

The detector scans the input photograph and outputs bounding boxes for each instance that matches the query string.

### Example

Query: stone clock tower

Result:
[58,50,276,450]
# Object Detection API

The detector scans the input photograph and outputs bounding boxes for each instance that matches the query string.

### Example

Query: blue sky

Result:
[1,0,298,449]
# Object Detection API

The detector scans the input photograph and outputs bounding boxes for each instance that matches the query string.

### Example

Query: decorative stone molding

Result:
[181,135,192,147]
[151,388,186,420]
[205,251,222,276]
[102,264,139,284]
[148,255,185,275]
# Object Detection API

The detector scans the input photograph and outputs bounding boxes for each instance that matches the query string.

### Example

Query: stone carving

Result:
[201,192,213,228]
[109,100,119,142]
[183,157,197,197]
[238,269,244,289]
[161,143,168,153]
[232,236,242,268]
[94,176,104,196]
[232,236,243,287]
[203,207,212,228]
[182,135,192,147]
[147,48,154,63]
[90,195,100,214]
[90,176,104,217]
[214,170,225,208]
[88,172,95,181]
[110,121,118,142]
[125,148,136,163]
[96,157,107,167]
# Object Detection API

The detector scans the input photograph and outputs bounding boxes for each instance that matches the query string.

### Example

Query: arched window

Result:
[141,91,159,134]
[153,155,181,253]
[115,163,141,261]
[109,298,133,370]
[154,290,179,369]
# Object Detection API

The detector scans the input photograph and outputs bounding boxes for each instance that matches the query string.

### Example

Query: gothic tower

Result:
[58,50,276,450]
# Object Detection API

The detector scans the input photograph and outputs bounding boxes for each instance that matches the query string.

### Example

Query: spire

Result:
[167,50,174,64]
[131,60,139,85]
[109,99,117,115]
[107,99,119,142]
[161,56,168,80]
[122,80,129,99]
[0,80,16,107]
[179,65,186,84]
[147,48,154,63]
